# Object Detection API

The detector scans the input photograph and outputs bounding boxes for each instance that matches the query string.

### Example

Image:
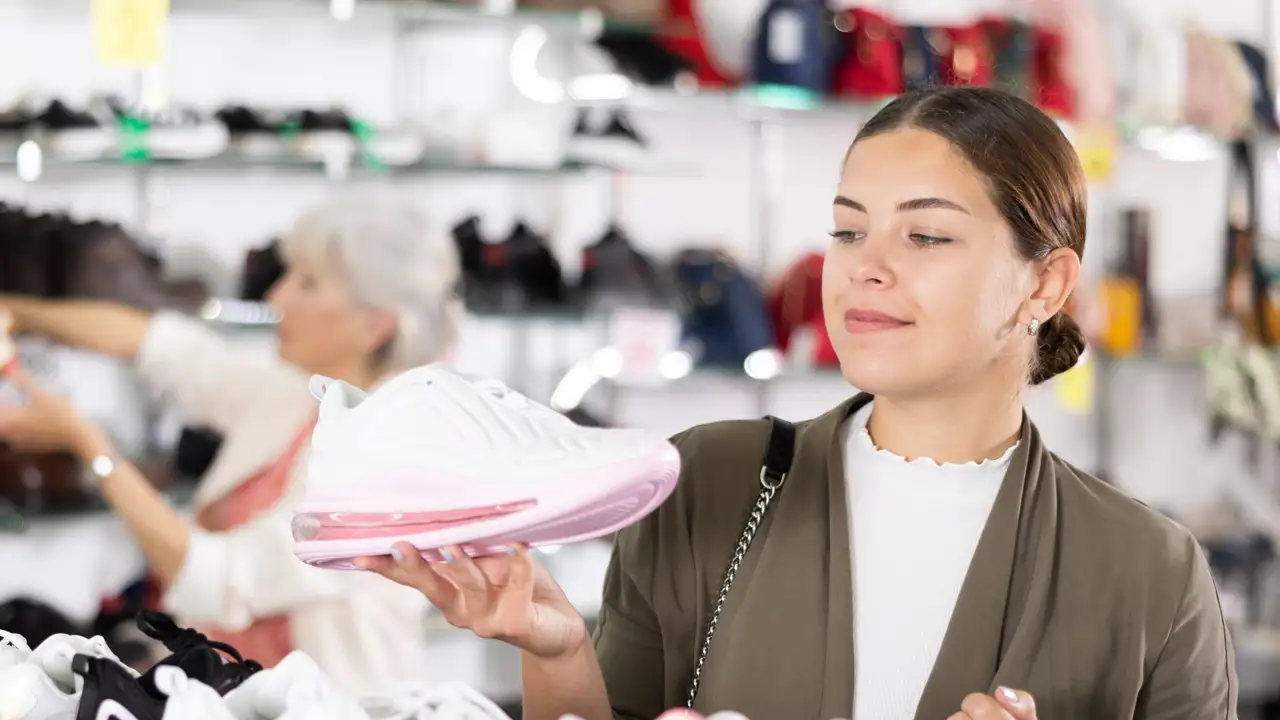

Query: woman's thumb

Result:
[995,687,1036,719]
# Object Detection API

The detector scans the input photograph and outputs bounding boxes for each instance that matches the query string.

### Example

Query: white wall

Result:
[0,0,1274,523]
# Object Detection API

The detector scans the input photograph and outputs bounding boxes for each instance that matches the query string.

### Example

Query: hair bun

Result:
[1031,312,1085,385]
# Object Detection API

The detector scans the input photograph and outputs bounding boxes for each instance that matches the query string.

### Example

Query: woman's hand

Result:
[358,542,589,660]
[948,688,1036,720]
[0,369,105,457]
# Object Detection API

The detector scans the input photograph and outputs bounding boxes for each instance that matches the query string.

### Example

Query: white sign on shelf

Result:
[605,307,684,387]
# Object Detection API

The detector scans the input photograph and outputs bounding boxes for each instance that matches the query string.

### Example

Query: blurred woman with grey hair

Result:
[0,194,463,695]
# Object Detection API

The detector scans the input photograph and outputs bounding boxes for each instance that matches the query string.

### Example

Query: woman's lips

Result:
[844,309,911,334]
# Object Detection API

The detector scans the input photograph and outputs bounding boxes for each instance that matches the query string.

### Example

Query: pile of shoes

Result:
[0,94,655,171]
[451,217,781,371]
[0,203,209,512]
[291,364,681,569]
[0,610,515,719]
[0,204,208,312]
[452,215,676,315]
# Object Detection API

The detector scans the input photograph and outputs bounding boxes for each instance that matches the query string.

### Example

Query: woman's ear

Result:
[1023,247,1080,322]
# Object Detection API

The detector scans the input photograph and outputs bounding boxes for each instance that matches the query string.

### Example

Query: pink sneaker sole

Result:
[292,439,681,570]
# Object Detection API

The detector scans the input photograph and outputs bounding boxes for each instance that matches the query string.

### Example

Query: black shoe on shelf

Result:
[240,238,286,301]
[595,28,696,87]
[217,105,290,157]
[504,221,570,309]
[291,108,357,161]
[566,108,648,170]
[0,100,35,135]
[452,215,506,312]
[577,223,669,308]
[33,99,117,160]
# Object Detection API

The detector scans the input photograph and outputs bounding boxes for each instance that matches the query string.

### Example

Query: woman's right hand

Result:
[357,542,589,660]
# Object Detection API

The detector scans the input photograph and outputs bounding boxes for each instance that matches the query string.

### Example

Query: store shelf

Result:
[155,0,623,37]
[20,0,614,32]
[579,86,891,118]
[0,145,689,180]
[1096,349,1207,368]
[396,2,612,36]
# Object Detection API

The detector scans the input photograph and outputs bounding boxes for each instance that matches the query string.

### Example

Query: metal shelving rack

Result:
[7,0,1267,443]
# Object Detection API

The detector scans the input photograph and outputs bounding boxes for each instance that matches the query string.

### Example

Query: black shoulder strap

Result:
[761,415,796,483]
[686,415,798,708]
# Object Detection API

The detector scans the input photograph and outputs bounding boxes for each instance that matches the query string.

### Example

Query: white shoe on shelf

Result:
[0,633,135,720]
[565,108,649,171]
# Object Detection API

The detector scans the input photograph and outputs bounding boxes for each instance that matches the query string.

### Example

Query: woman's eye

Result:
[828,230,864,243]
[910,233,951,246]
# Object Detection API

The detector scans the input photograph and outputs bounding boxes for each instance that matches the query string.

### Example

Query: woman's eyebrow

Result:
[833,195,971,215]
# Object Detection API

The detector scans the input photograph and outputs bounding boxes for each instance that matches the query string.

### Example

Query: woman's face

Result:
[267,255,388,377]
[823,128,1039,398]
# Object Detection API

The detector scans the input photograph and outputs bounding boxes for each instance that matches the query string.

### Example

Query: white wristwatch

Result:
[87,454,118,487]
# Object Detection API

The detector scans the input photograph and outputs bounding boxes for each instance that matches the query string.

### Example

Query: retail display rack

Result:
[4,0,1278,475]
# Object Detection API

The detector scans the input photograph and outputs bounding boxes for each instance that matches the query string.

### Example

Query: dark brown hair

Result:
[851,86,1087,385]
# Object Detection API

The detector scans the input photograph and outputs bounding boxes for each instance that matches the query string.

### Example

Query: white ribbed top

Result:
[844,403,1015,719]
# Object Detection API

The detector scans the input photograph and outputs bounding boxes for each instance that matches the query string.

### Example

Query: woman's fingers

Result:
[492,545,537,632]
[506,544,534,588]
[359,542,460,609]
[435,545,491,599]
[360,541,548,641]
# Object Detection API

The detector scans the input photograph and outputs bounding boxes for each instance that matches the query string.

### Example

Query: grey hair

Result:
[281,194,464,374]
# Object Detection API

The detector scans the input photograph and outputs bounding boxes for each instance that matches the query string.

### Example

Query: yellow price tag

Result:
[92,0,170,67]
[1074,124,1117,184]
[1054,353,1095,414]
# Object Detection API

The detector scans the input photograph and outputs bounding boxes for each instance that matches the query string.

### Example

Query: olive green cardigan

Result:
[593,394,1237,719]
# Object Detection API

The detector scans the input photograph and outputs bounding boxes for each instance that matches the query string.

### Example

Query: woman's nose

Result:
[850,236,893,286]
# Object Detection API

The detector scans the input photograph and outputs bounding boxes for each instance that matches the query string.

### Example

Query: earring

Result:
[1027,318,1041,335]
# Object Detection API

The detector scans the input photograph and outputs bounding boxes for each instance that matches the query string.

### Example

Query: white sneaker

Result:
[360,682,511,719]
[154,665,236,720]
[222,651,367,720]
[0,633,133,720]
[0,629,30,667]
[292,364,681,570]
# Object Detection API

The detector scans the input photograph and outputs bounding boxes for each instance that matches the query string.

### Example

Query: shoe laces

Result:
[472,378,570,425]
[137,611,263,683]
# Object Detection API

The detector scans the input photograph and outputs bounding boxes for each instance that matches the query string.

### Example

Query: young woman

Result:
[0,196,464,696]
[360,88,1237,719]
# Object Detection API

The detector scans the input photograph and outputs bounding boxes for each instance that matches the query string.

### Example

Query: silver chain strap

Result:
[685,466,787,709]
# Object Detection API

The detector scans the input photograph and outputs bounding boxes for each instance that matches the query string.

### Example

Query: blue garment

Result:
[749,0,832,93]
[902,26,946,90]
[674,251,776,367]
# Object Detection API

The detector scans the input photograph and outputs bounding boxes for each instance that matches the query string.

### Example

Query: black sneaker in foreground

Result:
[134,611,263,695]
